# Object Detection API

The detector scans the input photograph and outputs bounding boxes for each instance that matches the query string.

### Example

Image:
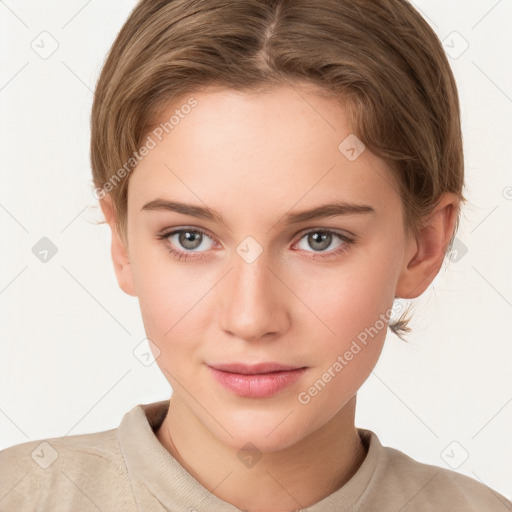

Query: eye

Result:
[157,227,355,262]
[293,229,354,259]
[157,227,215,261]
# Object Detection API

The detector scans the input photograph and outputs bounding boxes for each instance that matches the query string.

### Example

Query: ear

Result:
[99,194,137,297]
[395,192,459,299]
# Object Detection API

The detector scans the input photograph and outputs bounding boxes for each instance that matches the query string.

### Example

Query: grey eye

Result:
[297,231,344,253]
[167,229,214,252]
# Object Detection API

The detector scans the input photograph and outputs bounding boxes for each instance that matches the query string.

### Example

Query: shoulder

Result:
[0,428,135,511]
[374,442,511,511]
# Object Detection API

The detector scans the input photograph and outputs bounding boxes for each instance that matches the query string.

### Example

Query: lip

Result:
[207,362,308,398]
[209,362,304,374]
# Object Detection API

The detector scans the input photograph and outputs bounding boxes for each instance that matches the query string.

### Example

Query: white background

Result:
[1,0,511,502]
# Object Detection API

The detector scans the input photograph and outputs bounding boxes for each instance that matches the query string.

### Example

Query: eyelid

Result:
[295,226,357,240]
[159,225,216,241]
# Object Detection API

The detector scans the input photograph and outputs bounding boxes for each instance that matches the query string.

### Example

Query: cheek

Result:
[136,282,204,380]
[293,291,389,423]
[298,256,395,342]
[295,254,397,394]
[129,247,205,357]
[130,254,233,390]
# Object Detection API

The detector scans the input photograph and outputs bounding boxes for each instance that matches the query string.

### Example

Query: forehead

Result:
[129,85,401,221]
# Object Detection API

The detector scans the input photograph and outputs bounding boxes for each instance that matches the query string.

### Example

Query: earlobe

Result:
[99,195,137,297]
[395,193,459,299]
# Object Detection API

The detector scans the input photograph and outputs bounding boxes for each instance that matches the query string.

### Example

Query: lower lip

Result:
[208,367,308,398]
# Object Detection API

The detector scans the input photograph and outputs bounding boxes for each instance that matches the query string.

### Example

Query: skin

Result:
[100,83,459,511]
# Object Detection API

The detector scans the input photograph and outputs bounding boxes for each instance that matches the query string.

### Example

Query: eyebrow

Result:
[141,199,376,225]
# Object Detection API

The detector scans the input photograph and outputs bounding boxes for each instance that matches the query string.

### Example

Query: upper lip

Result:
[208,362,306,375]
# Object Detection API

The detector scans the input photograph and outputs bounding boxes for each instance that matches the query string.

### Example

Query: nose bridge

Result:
[233,242,270,295]
[230,241,275,309]
[219,239,288,340]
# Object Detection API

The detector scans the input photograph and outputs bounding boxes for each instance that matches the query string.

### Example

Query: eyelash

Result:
[157,227,355,262]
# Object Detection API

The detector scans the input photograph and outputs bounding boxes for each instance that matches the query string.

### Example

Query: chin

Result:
[209,408,311,454]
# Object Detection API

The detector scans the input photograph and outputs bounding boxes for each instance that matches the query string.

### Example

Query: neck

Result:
[156,394,367,512]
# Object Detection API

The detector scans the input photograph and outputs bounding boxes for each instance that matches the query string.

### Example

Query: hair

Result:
[90,0,466,342]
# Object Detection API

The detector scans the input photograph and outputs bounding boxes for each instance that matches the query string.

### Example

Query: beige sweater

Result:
[1,400,510,511]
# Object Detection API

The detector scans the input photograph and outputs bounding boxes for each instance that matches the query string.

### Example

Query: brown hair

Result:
[90,0,466,341]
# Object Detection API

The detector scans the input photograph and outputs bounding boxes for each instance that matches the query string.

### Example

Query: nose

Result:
[218,249,290,343]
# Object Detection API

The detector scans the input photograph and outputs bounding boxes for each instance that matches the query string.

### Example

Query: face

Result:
[120,84,414,452]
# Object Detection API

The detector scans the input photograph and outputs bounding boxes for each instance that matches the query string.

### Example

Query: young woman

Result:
[1,1,510,510]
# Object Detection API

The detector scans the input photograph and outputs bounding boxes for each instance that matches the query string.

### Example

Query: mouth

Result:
[207,362,308,398]
[208,362,305,375]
